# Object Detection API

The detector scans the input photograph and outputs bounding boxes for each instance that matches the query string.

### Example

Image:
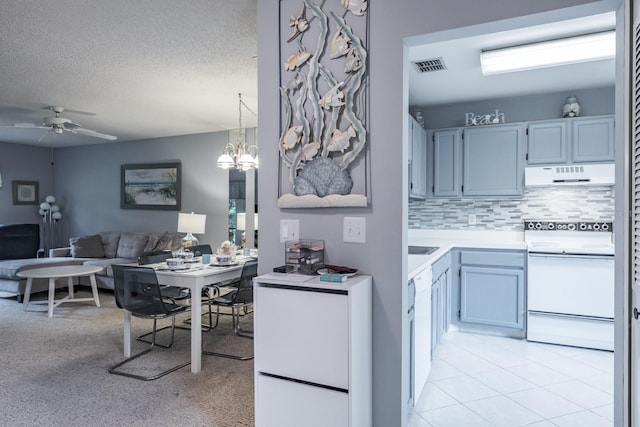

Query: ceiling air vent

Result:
[412,57,447,73]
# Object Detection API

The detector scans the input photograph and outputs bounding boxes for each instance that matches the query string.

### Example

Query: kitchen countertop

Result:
[408,229,527,278]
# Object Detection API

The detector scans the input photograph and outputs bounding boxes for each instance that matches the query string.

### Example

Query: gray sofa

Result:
[0,231,184,301]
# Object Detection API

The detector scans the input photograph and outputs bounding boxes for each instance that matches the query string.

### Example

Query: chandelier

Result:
[217,93,258,171]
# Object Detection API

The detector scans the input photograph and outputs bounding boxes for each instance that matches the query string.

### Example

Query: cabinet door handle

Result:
[634,307,639,320]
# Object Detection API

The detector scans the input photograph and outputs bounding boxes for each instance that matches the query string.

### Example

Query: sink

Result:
[408,245,439,255]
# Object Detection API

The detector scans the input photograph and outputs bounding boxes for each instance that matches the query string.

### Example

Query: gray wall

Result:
[0,142,54,234]
[51,130,245,247]
[258,1,613,426]
[416,86,614,129]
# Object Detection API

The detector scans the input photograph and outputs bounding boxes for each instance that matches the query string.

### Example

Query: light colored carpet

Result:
[0,288,254,427]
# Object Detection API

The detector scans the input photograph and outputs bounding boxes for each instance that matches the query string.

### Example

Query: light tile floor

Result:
[409,330,614,427]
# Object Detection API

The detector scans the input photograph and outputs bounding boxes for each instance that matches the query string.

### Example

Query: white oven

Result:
[525,220,614,351]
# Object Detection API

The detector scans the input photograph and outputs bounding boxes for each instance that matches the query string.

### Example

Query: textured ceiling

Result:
[0,0,257,147]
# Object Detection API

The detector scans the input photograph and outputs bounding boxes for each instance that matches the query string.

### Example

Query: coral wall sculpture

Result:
[278,0,369,208]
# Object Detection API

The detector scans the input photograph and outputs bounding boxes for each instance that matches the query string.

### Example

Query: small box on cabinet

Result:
[285,239,324,275]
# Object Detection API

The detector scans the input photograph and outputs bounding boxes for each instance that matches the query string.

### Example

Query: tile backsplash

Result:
[408,186,614,231]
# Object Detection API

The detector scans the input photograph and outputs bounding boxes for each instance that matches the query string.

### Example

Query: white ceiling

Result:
[408,11,616,108]
[0,0,257,147]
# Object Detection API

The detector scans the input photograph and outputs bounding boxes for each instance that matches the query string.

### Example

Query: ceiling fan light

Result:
[480,31,615,75]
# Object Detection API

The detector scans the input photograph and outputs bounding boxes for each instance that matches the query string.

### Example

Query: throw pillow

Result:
[152,232,178,252]
[69,234,106,258]
[116,232,150,259]
[99,232,121,258]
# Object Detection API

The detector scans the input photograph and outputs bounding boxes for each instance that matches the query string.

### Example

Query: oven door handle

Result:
[527,252,614,260]
[528,310,614,322]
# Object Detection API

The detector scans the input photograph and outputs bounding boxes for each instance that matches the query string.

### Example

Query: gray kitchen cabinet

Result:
[409,115,428,199]
[431,129,462,197]
[459,249,526,333]
[430,252,451,357]
[571,115,614,163]
[526,115,614,165]
[462,124,525,196]
[527,120,568,164]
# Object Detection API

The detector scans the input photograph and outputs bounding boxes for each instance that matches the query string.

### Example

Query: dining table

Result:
[121,257,251,373]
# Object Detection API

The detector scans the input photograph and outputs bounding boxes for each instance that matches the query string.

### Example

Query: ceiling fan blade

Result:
[71,127,117,140]
[61,121,82,130]
[12,123,47,129]
[43,105,96,116]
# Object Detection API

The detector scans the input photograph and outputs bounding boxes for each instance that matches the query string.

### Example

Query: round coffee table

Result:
[17,265,102,317]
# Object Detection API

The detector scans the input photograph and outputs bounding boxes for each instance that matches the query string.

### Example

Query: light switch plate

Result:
[280,219,299,243]
[468,214,477,225]
[343,217,366,243]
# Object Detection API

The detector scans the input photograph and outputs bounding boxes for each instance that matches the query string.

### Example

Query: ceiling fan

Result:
[13,106,117,141]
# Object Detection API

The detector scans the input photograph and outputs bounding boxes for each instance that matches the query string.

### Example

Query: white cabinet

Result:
[254,275,372,427]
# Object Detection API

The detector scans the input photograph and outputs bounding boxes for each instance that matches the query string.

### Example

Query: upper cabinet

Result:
[571,116,615,163]
[527,120,568,164]
[462,124,525,197]
[527,115,614,165]
[409,115,428,199]
[428,124,525,198]
[432,129,462,197]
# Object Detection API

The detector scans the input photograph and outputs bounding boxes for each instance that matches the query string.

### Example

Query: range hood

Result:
[525,163,615,187]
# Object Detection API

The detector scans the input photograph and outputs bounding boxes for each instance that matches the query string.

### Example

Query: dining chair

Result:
[109,265,190,381]
[186,244,213,256]
[202,259,257,360]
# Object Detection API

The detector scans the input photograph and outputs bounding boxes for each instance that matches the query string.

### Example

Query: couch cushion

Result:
[100,232,121,258]
[69,234,105,258]
[116,233,149,259]
[83,258,134,277]
[0,257,85,280]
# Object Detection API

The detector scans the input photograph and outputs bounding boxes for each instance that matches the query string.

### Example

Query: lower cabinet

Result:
[459,249,526,333]
[254,275,372,427]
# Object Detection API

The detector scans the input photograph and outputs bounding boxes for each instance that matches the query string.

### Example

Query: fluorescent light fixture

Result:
[480,31,615,75]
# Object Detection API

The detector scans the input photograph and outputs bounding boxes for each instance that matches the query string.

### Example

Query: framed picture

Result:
[121,162,181,210]
[12,180,39,205]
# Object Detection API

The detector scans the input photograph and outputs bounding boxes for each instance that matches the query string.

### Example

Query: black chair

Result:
[138,250,190,301]
[203,259,257,360]
[136,250,215,341]
[186,244,213,257]
[109,265,191,381]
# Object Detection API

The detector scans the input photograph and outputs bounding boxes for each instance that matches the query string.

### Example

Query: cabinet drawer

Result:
[460,250,524,268]
[255,286,349,389]
[256,374,349,427]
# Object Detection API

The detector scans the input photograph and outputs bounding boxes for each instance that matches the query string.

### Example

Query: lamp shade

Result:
[177,212,206,234]
[236,213,246,231]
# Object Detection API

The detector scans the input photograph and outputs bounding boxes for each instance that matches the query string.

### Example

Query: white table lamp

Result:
[178,212,206,248]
